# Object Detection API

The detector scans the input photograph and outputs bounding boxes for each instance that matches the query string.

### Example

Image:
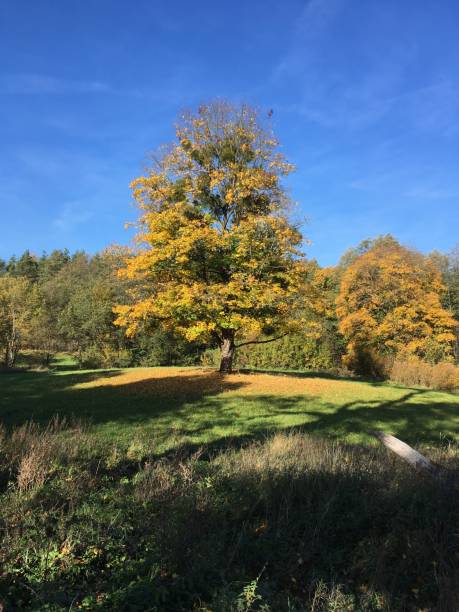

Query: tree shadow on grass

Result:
[6,434,458,612]
[153,391,459,461]
[0,369,248,429]
[0,368,457,448]
[0,368,121,425]
[260,389,459,445]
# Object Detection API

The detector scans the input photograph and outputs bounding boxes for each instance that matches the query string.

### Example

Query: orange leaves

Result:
[336,241,457,364]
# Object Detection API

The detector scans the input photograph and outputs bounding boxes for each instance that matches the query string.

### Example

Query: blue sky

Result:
[1,0,458,266]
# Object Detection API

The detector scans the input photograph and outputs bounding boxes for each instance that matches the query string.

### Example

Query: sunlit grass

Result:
[1,360,458,452]
[1,359,458,610]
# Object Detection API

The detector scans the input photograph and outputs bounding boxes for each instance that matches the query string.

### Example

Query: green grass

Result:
[1,358,458,610]
[1,358,458,452]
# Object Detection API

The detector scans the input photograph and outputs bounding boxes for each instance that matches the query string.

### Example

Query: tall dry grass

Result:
[389,358,459,391]
[0,417,91,493]
[0,426,458,610]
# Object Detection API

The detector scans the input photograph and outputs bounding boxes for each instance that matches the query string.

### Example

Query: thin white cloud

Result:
[270,0,411,129]
[405,186,459,200]
[0,74,112,95]
[348,165,459,203]
[271,1,459,133]
[0,69,203,108]
[403,79,459,136]
[272,0,342,81]
[53,202,93,232]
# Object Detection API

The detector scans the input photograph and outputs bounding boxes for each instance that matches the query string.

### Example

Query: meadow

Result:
[0,360,458,610]
[2,361,459,451]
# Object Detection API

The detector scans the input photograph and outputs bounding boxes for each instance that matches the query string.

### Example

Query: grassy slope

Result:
[1,361,458,451]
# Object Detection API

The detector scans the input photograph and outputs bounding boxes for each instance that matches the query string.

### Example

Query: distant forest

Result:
[1,236,458,388]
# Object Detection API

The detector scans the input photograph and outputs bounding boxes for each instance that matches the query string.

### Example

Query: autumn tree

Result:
[114,102,308,372]
[336,234,400,279]
[40,250,131,366]
[225,262,344,371]
[0,276,32,368]
[336,240,457,374]
[429,246,459,361]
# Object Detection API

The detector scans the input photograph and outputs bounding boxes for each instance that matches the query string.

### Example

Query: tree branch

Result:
[370,430,440,478]
[235,332,289,349]
[211,330,223,345]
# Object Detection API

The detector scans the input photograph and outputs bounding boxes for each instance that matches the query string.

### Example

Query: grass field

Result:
[1,361,458,452]
[1,361,458,610]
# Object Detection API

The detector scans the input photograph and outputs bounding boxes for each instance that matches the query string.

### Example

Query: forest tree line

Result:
[1,104,458,384]
[1,235,458,387]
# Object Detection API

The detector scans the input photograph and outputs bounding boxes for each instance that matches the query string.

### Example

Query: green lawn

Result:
[1,360,458,610]
[1,360,458,451]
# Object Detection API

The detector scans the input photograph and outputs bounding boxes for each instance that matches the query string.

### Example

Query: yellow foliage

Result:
[336,242,457,368]
[0,276,33,366]
[114,102,308,354]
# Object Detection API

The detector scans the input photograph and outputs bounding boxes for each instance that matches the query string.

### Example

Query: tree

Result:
[336,234,399,279]
[41,250,130,366]
[430,246,459,361]
[6,256,17,275]
[336,240,457,374]
[38,249,70,281]
[202,261,345,371]
[0,276,32,368]
[26,283,62,365]
[15,250,39,282]
[114,102,308,372]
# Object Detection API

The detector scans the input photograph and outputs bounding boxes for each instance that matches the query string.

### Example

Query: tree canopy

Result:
[114,102,309,372]
[336,240,457,373]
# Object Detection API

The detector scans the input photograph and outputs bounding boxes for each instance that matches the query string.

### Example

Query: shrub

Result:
[201,333,344,373]
[16,443,51,493]
[133,329,204,367]
[78,346,105,369]
[342,344,391,378]
[390,357,459,390]
[0,418,91,495]
[78,346,134,368]
[430,362,459,390]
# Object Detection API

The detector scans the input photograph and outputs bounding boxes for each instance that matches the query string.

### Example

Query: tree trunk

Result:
[6,332,18,368]
[219,330,235,373]
[371,430,440,477]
